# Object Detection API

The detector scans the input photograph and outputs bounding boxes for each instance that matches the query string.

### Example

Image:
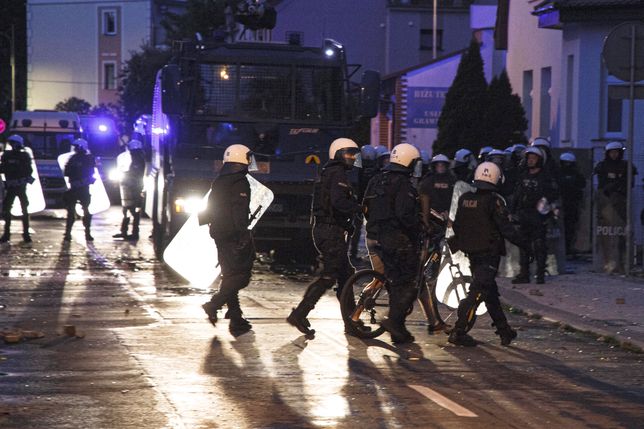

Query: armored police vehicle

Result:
[146,38,379,261]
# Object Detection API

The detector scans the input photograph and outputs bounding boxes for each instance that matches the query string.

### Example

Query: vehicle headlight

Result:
[108,168,123,182]
[174,196,206,214]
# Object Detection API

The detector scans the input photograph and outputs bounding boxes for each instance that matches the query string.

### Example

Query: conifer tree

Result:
[433,39,489,156]
[485,69,528,148]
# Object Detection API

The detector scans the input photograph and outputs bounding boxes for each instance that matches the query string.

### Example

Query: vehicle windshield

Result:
[194,63,344,123]
[18,132,77,160]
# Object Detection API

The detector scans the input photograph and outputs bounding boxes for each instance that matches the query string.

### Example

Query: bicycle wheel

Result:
[340,269,389,338]
[425,276,476,333]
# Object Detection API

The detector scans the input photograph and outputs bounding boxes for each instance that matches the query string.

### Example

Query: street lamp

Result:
[0,25,16,113]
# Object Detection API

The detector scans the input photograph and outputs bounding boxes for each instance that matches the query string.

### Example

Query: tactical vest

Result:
[452,191,503,255]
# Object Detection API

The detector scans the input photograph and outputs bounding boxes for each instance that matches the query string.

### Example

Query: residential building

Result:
[497,0,644,256]
[26,0,185,109]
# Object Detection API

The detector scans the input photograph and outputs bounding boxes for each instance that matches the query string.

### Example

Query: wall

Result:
[27,0,151,109]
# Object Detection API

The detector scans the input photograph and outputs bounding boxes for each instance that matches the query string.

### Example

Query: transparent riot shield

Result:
[3,146,46,216]
[57,151,111,215]
[594,191,627,273]
[163,175,274,288]
[435,181,487,316]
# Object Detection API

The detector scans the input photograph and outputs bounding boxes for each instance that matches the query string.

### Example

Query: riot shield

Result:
[163,175,274,288]
[57,151,111,215]
[435,181,487,316]
[594,191,627,273]
[3,146,46,216]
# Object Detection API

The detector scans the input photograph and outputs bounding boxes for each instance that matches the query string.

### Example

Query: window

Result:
[606,94,623,133]
[420,29,443,51]
[285,31,303,45]
[104,62,116,90]
[565,55,574,140]
[103,10,117,35]
[539,67,551,137]
[522,70,533,135]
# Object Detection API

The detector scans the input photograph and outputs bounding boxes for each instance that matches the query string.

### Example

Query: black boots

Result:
[287,278,331,337]
[495,324,517,346]
[381,287,416,344]
[113,217,129,239]
[448,329,477,347]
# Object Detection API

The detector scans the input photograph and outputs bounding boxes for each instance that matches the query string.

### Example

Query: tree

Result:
[118,44,172,129]
[162,0,227,42]
[433,39,489,157]
[55,97,92,114]
[484,69,528,148]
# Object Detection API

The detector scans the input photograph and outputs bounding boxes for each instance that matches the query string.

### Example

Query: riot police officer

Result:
[113,139,146,240]
[447,162,527,347]
[349,145,377,261]
[511,147,559,284]
[63,138,96,242]
[559,152,586,255]
[487,149,515,199]
[594,141,638,210]
[419,154,455,219]
[287,138,362,337]
[201,144,257,336]
[364,143,423,344]
[452,148,476,183]
[531,137,559,180]
[0,135,34,243]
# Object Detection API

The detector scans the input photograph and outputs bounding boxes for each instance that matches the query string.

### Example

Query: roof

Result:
[382,48,468,81]
[555,0,642,7]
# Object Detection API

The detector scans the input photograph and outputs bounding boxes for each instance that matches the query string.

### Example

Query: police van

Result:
[8,110,82,207]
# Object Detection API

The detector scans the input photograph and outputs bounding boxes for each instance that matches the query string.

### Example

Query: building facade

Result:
[499,0,644,255]
[26,0,183,109]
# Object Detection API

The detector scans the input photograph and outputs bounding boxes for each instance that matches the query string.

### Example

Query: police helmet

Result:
[512,143,526,153]
[329,138,359,161]
[478,146,493,158]
[7,134,24,149]
[473,162,502,190]
[375,145,390,159]
[72,138,89,151]
[605,141,624,152]
[128,139,143,150]
[454,148,473,164]
[360,145,377,162]
[224,144,252,165]
[531,137,550,149]
[431,154,450,164]
[504,146,514,154]
[390,143,420,168]
[524,146,545,166]
[559,152,576,163]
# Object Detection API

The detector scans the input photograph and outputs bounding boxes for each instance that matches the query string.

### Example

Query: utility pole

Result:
[432,0,438,59]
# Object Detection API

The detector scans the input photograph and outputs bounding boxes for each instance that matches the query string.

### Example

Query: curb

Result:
[501,288,643,354]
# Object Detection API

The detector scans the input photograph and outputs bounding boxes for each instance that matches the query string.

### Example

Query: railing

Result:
[387,0,473,9]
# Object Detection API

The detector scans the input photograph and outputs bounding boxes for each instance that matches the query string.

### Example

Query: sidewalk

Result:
[498,260,644,352]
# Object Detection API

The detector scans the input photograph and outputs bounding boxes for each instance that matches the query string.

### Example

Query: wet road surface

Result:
[1,209,643,428]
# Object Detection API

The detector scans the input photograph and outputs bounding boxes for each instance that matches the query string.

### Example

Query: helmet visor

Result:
[412,159,423,178]
[248,153,259,172]
[353,152,363,169]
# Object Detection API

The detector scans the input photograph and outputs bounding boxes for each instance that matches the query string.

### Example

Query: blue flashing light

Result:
[98,124,109,132]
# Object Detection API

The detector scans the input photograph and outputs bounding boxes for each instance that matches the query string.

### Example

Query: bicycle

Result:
[340,223,478,339]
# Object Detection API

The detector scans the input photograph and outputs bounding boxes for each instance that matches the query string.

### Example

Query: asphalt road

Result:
[1,208,643,429]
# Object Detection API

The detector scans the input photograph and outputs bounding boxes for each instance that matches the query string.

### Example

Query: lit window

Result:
[103,10,117,35]
[104,63,116,90]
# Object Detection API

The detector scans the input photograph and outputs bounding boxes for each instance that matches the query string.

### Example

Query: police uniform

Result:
[63,148,96,241]
[287,158,361,336]
[418,170,455,216]
[559,162,586,254]
[116,148,145,240]
[452,164,474,183]
[201,162,255,335]
[511,166,558,283]
[0,145,33,242]
[594,157,638,221]
[448,163,526,346]
[364,165,421,343]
